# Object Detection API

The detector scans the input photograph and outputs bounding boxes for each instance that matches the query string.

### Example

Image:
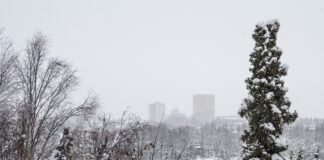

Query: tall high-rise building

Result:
[148,102,165,122]
[192,94,215,122]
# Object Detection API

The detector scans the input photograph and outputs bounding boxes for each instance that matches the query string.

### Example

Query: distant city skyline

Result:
[1,0,324,119]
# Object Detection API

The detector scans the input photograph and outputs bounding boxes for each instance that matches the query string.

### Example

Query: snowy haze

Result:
[1,0,324,119]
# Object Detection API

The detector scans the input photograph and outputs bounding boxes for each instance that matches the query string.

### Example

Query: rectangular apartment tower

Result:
[192,94,215,122]
[148,102,165,122]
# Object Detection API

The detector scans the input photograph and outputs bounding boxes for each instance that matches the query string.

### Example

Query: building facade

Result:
[148,102,165,122]
[192,94,215,122]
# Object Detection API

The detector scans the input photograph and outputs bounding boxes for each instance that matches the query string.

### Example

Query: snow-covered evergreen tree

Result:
[289,150,294,160]
[238,19,298,160]
[55,128,74,160]
[296,149,304,160]
[310,144,319,160]
[314,148,319,160]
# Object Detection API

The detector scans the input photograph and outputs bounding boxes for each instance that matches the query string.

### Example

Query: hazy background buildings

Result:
[148,102,165,122]
[1,0,324,119]
[149,94,216,124]
[192,94,215,122]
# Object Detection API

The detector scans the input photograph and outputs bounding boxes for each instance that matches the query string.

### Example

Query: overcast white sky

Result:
[1,0,324,119]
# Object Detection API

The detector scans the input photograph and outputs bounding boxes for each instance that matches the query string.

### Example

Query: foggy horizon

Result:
[1,0,324,119]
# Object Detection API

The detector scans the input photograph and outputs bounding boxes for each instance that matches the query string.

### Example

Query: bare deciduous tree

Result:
[0,30,19,160]
[13,32,98,160]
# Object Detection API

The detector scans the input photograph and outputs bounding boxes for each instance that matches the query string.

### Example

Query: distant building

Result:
[148,102,165,122]
[192,94,215,122]
[165,109,189,127]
